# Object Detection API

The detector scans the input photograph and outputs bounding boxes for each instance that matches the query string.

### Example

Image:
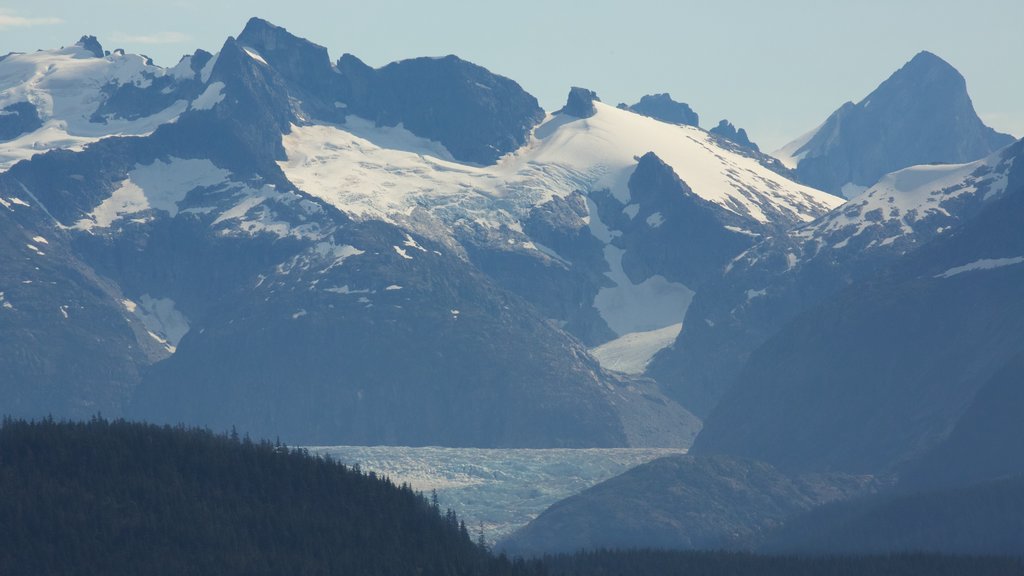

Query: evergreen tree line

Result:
[0,416,533,576]
[0,417,1020,576]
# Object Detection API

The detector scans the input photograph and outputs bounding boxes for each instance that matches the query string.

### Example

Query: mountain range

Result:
[1,16,1022,559]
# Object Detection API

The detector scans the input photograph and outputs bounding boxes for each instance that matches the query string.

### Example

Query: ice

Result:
[308,445,686,544]
[590,323,682,374]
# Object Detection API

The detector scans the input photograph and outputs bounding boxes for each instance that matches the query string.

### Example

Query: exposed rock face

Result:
[596,152,759,289]
[777,51,1015,196]
[77,35,104,58]
[0,102,42,141]
[559,86,600,119]
[338,54,545,165]
[709,119,759,152]
[626,93,699,126]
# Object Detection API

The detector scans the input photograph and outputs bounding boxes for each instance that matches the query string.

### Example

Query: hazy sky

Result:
[2,0,1021,151]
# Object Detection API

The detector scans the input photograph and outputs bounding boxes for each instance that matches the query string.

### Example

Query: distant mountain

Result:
[691,139,1024,474]
[774,51,1015,197]
[651,138,1022,418]
[498,454,877,555]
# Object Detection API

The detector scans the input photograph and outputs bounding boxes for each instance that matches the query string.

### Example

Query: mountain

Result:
[498,454,877,555]
[651,138,1022,418]
[897,349,1024,492]
[691,138,1024,474]
[0,20,843,447]
[763,475,1024,557]
[774,51,1015,198]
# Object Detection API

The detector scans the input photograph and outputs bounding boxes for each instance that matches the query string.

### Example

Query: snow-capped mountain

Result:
[650,139,1021,418]
[0,18,841,447]
[774,51,1015,198]
[0,36,207,170]
[688,138,1024,474]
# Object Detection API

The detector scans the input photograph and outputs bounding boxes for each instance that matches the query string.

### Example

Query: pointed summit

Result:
[775,51,1014,197]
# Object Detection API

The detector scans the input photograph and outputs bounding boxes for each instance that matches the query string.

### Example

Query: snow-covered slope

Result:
[281,102,841,231]
[786,146,1015,258]
[0,40,199,170]
[280,101,843,361]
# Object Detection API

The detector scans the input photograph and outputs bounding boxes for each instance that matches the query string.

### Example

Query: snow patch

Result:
[74,158,231,230]
[840,182,869,199]
[129,295,190,353]
[645,212,665,228]
[394,246,413,260]
[242,47,268,66]
[935,257,1024,279]
[191,81,225,111]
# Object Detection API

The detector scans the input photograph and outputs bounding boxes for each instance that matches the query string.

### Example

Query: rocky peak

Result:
[76,35,104,58]
[626,93,699,127]
[559,87,600,119]
[236,17,337,100]
[780,51,1015,195]
[709,119,759,152]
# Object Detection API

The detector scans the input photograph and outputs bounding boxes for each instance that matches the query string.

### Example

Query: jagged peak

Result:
[709,119,759,152]
[76,35,104,58]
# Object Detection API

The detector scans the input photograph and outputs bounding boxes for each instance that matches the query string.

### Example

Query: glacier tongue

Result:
[308,445,685,544]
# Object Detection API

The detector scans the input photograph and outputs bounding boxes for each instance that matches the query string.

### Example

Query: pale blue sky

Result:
[2,0,1021,150]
